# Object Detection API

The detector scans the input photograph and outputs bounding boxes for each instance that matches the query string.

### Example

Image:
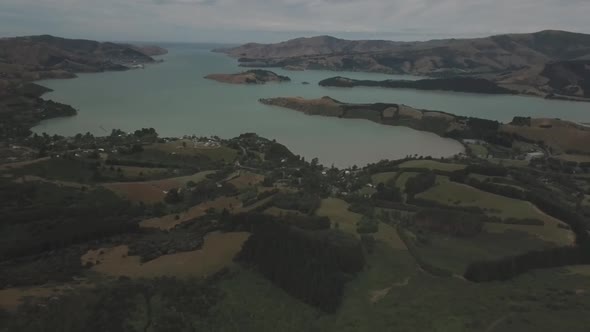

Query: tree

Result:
[164,188,183,204]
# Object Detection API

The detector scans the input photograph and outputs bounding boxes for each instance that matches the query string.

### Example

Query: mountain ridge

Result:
[219,30,590,100]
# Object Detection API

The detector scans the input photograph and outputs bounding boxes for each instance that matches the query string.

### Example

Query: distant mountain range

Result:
[218,30,590,101]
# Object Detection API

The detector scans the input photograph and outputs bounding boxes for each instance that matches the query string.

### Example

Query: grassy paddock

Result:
[417,182,574,245]
[371,172,398,184]
[81,232,249,278]
[399,160,466,172]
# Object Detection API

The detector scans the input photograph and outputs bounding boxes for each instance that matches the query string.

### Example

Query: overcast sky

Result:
[1,0,589,43]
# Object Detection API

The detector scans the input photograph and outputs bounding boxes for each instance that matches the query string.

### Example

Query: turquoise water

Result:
[34,44,590,167]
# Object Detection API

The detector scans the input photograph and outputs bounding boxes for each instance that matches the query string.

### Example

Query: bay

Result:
[34,44,589,167]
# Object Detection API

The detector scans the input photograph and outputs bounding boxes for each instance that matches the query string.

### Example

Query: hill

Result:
[0,35,167,139]
[220,30,590,100]
[0,35,163,81]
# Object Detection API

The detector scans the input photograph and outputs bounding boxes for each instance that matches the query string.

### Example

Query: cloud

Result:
[0,0,588,42]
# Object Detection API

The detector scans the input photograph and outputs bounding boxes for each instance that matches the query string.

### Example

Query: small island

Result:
[319,76,517,95]
[205,70,291,84]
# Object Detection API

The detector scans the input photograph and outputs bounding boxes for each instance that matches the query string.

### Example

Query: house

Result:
[525,152,545,160]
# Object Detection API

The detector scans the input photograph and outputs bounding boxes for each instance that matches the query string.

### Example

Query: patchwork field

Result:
[399,160,466,172]
[417,182,574,245]
[316,198,406,250]
[501,119,590,154]
[316,198,361,236]
[103,170,215,203]
[81,232,249,278]
[113,166,169,177]
[411,229,557,274]
[140,196,242,230]
[263,207,305,217]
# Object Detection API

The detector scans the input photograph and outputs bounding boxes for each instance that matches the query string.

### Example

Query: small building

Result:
[525,152,545,160]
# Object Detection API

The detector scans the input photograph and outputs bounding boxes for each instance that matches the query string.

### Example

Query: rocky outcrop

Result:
[220,30,590,100]
[319,76,516,95]
[205,70,290,84]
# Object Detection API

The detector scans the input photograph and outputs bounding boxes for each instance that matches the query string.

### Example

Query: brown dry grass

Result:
[103,170,214,203]
[398,105,423,119]
[263,207,305,217]
[265,97,344,116]
[501,119,590,154]
[228,171,265,189]
[81,232,249,279]
[13,175,87,188]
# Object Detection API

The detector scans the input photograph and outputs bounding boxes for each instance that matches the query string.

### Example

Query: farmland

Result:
[399,160,466,172]
[2,129,590,331]
[416,181,574,245]
[81,232,250,278]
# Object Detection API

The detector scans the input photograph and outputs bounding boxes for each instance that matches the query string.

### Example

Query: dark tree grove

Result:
[235,219,365,312]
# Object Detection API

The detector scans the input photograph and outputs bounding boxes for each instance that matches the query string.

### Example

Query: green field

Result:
[371,172,398,184]
[395,172,420,190]
[467,143,488,158]
[418,182,543,220]
[416,182,574,245]
[409,229,555,274]
[399,160,466,172]
[203,243,590,332]
[316,198,361,236]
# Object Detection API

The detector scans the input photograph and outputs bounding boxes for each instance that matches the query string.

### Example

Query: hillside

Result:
[0,35,167,139]
[220,30,590,100]
[1,128,590,331]
[0,35,163,81]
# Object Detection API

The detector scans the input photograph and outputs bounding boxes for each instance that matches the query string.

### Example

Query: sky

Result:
[1,0,589,43]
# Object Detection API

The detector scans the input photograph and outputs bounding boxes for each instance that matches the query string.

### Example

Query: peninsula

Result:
[318,76,517,95]
[260,96,590,154]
